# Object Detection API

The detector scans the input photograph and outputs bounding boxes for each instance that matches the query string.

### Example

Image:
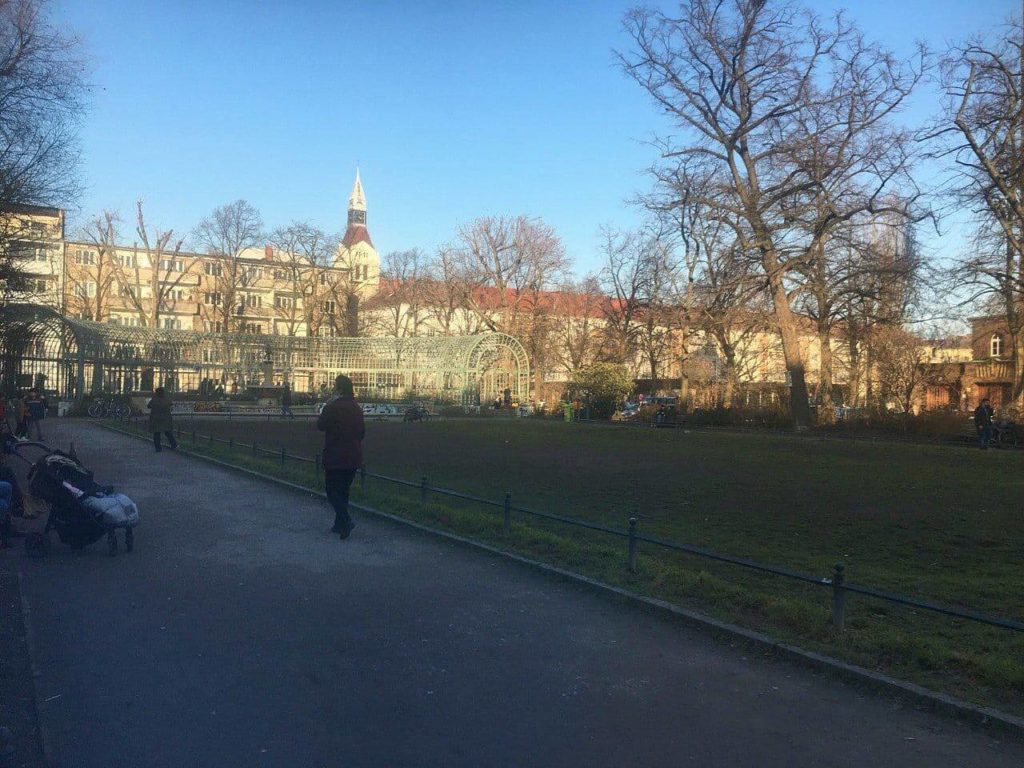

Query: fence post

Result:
[503,492,512,535]
[832,562,846,632]
[420,475,429,505]
[192,430,196,445]
[628,517,638,573]
[229,436,234,450]
[209,432,213,446]
[359,465,366,491]
[280,446,286,466]
[315,452,321,485]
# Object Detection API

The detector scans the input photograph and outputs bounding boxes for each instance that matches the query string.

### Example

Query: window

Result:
[202,349,221,363]
[115,252,138,268]
[204,291,222,306]
[74,248,96,265]
[165,288,187,301]
[162,317,182,330]
[119,284,136,298]
[74,281,97,299]
[320,300,336,314]
[319,272,329,285]
[245,266,262,281]
[204,261,222,277]
[274,295,294,309]
[318,325,338,338]
[159,258,184,272]
[243,322,263,334]
[245,293,261,308]
[204,320,223,333]
[991,333,1004,357]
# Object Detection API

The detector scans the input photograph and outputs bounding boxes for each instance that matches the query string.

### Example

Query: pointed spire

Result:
[349,168,366,213]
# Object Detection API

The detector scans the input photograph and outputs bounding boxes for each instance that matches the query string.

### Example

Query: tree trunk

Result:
[817,322,835,424]
[767,271,812,429]
[846,328,863,408]
[1013,331,1024,407]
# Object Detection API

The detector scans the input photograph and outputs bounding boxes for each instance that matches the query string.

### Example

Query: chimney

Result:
[264,244,274,261]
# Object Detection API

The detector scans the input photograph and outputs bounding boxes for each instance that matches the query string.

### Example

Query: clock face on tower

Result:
[349,210,366,225]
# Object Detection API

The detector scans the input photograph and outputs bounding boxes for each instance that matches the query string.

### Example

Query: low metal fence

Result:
[118,416,1024,637]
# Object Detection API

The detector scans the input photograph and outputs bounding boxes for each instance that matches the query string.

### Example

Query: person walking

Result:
[147,386,178,452]
[281,383,295,419]
[25,390,45,441]
[974,397,994,449]
[316,374,364,540]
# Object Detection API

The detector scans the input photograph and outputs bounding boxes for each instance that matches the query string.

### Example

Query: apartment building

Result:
[1,172,380,335]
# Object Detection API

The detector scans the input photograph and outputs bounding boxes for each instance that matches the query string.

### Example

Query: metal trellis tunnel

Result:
[0,304,530,404]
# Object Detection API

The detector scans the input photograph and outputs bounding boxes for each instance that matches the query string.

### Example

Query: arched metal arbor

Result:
[0,304,530,404]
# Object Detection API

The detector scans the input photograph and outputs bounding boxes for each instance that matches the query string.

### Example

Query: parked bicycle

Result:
[87,397,132,420]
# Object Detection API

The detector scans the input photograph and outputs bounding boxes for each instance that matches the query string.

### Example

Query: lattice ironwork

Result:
[0,304,529,404]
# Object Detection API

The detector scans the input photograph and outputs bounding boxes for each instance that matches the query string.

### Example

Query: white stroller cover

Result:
[81,493,140,527]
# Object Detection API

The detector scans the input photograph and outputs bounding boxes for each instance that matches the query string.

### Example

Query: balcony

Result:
[969,359,1014,382]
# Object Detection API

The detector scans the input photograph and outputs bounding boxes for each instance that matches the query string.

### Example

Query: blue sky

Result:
[55,0,1021,275]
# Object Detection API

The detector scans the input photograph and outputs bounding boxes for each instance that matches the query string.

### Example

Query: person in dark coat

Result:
[147,387,178,452]
[974,398,994,449]
[281,384,294,419]
[25,389,45,441]
[316,374,364,539]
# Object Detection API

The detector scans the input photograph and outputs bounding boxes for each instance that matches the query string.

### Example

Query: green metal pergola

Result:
[0,304,530,404]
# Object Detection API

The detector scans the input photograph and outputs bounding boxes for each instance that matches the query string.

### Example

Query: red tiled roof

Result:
[342,224,373,249]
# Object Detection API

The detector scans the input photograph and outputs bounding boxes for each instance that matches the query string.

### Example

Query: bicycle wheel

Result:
[87,401,103,418]
[1000,429,1019,449]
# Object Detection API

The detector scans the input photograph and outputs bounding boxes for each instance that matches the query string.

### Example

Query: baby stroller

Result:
[4,438,139,558]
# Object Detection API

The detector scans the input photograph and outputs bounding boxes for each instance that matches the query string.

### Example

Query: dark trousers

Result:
[325,468,357,531]
[153,431,178,452]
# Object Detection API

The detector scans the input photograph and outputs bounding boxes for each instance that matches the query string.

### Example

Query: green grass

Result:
[123,417,1024,715]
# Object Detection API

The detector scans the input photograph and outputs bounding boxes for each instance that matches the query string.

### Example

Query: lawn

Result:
[165,415,1024,712]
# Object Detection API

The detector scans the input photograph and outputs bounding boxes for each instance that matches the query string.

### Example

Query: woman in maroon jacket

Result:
[317,374,365,539]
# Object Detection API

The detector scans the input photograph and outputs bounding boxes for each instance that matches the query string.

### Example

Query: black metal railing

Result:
[112,416,1024,635]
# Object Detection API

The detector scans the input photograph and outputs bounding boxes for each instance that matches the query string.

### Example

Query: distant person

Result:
[25,390,45,441]
[317,374,364,540]
[974,398,994,450]
[13,393,28,438]
[147,387,178,453]
[281,384,295,419]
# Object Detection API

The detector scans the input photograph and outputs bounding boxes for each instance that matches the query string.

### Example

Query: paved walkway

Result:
[3,421,1022,767]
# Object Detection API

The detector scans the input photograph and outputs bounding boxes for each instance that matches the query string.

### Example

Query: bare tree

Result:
[67,211,119,321]
[598,227,650,373]
[871,325,930,415]
[267,222,337,338]
[194,199,263,335]
[620,0,926,428]
[372,248,428,337]
[670,189,766,407]
[421,246,478,336]
[551,276,608,376]
[931,15,1024,405]
[452,215,568,394]
[453,216,568,334]
[0,0,86,289]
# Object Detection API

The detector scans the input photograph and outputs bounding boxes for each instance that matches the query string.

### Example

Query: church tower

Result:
[336,169,379,296]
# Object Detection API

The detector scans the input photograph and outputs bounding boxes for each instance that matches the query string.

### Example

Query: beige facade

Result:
[2,173,381,338]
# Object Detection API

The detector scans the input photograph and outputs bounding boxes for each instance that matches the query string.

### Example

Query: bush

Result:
[569,363,634,419]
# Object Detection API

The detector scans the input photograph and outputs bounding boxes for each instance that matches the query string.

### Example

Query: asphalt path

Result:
[5,421,1022,767]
